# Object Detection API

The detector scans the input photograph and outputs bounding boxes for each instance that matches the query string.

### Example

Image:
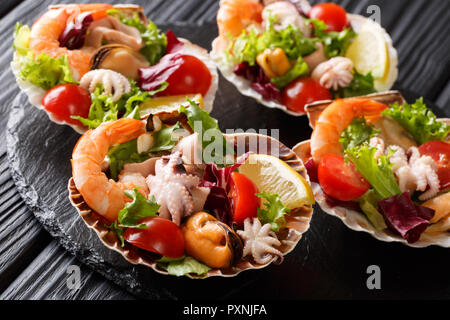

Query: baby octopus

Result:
[388,146,440,201]
[237,218,283,265]
[146,151,209,226]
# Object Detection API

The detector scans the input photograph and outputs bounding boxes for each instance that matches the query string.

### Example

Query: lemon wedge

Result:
[238,154,314,209]
[346,22,389,81]
[139,94,204,117]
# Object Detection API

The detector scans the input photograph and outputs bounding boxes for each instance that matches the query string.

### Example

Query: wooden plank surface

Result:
[0,0,449,300]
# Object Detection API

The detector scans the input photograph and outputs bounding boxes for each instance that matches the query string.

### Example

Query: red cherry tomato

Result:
[160,55,212,97]
[42,84,91,126]
[309,3,348,32]
[318,154,370,201]
[123,217,185,258]
[229,171,260,226]
[281,77,332,113]
[418,141,450,190]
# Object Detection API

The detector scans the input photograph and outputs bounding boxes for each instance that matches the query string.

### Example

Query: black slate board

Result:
[6,22,450,300]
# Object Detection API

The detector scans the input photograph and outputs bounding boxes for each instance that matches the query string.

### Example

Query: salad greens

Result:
[118,190,160,228]
[179,99,234,166]
[271,57,309,89]
[309,18,356,58]
[226,15,317,67]
[256,192,290,232]
[107,139,150,180]
[382,98,450,145]
[13,23,77,90]
[107,9,167,65]
[148,122,184,153]
[358,190,387,230]
[73,81,167,129]
[332,70,376,99]
[157,256,211,277]
[339,117,380,150]
[345,144,401,199]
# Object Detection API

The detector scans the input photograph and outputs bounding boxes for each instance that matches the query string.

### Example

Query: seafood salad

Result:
[12,3,217,133]
[294,92,450,246]
[69,99,315,277]
[211,0,397,115]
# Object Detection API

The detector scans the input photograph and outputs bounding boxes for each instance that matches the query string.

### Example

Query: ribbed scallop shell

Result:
[68,133,314,278]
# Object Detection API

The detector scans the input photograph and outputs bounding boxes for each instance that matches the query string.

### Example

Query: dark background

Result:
[0,0,449,300]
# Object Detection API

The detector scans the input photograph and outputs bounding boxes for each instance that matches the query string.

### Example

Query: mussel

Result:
[182,212,243,269]
[90,44,150,80]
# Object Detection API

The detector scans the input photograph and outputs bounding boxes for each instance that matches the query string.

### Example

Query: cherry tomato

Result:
[160,55,212,97]
[123,217,185,258]
[229,171,260,226]
[418,141,450,190]
[42,84,91,126]
[318,154,370,201]
[309,3,348,32]
[281,77,332,113]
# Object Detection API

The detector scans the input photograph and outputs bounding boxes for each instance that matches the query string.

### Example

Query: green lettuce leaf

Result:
[179,99,234,166]
[332,70,376,98]
[227,15,317,66]
[107,139,150,180]
[309,18,356,58]
[358,190,387,230]
[382,98,450,145]
[108,9,167,65]
[256,192,290,232]
[149,122,184,153]
[340,117,380,150]
[13,23,77,90]
[105,220,125,247]
[157,256,211,277]
[73,81,167,129]
[345,144,401,199]
[118,189,160,228]
[270,57,309,89]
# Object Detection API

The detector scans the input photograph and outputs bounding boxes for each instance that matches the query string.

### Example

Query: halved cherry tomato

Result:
[309,2,348,32]
[318,154,370,201]
[160,55,212,97]
[418,141,450,190]
[123,217,185,258]
[281,77,332,113]
[229,171,260,226]
[42,84,91,126]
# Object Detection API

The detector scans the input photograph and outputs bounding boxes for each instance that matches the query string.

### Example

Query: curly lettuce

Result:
[256,192,290,232]
[358,190,387,230]
[271,57,309,89]
[227,15,317,66]
[107,139,150,180]
[382,98,450,145]
[309,18,356,58]
[157,256,211,277]
[340,117,380,150]
[13,23,77,90]
[345,144,401,199]
[332,70,376,99]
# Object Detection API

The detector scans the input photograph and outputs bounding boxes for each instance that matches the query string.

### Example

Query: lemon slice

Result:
[239,154,314,209]
[345,22,389,81]
[139,94,204,118]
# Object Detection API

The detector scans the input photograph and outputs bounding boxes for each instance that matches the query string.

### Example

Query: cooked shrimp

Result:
[29,4,112,80]
[310,98,388,164]
[71,118,146,222]
[217,0,264,38]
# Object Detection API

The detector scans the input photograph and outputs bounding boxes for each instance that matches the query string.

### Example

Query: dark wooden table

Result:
[0,0,449,300]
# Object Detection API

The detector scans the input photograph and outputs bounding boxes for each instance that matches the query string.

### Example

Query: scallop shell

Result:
[11,6,218,134]
[293,92,450,248]
[68,133,314,278]
[210,13,398,116]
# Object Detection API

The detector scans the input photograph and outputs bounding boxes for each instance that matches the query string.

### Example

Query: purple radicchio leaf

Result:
[139,53,184,92]
[233,62,281,101]
[58,12,94,50]
[199,153,250,225]
[165,30,184,54]
[378,191,434,243]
